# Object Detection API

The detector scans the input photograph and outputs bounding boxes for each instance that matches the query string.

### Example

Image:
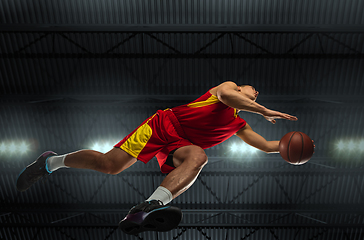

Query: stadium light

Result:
[90,141,115,153]
[0,141,30,155]
[8,143,17,154]
[335,139,364,154]
[359,140,364,152]
[230,142,258,155]
[0,143,6,153]
[336,140,345,151]
[348,140,356,151]
[230,143,238,152]
[19,142,28,154]
[247,144,258,154]
[91,142,103,153]
[102,142,110,153]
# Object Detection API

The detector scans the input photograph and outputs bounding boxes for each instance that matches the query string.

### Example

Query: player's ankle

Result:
[146,186,173,205]
[47,154,69,172]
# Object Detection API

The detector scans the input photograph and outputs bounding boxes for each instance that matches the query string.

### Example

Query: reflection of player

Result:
[17,81,299,234]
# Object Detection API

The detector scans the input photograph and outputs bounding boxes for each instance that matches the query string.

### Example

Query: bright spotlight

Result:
[336,140,345,151]
[0,143,6,153]
[8,143,17,154]
[240,143,249,153]
[335,139,364,155]
[102,142,110,153]
[230,142,259,155]
[0,141,31,156]
[359,140,364,152]
[247,145,257,154]
[230,143,238,152]
[92,142,101,152]
[347,140,356,151]
[91,142,111,153]
[19,142,28,154]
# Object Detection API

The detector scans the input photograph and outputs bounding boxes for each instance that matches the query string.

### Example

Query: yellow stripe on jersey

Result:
[234,108,238,118]
[120,115,155,158]
[187,95,220,108]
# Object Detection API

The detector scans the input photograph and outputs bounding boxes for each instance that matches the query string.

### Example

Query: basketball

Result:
[279,131,314,165]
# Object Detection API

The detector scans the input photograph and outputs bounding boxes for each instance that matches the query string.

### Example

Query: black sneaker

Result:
[119,200,182,235]
[16,151,57,192]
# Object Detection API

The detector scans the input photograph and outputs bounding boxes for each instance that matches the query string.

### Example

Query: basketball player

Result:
[17,81,298,234]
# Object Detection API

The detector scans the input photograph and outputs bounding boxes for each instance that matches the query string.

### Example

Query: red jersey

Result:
[115,88,247,173]
[171,89,246,149]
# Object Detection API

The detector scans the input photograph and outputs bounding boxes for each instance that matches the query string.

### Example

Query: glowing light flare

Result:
[239,144,249,153]
[92,142,101,152]
[336,140,345,151]
[0,141,30,155]
[102,142,110,153]
[359,140,364,152]
[230,143,238,152]
[335,139,364,154]
[8,143,17,154]
[0,143,6,153]
[230,142,258,155]
[247,145,258,154]
[91,141,113,153]
[347,140,356,151]
[19,142,29,154]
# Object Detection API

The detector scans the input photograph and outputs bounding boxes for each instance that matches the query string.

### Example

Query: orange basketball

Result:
[279,131,314,165]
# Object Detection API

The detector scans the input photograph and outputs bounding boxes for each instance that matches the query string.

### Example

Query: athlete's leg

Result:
[159,145,208,199]
[64,148,137,175]
[17,148,137,192]
[119,145,203,235]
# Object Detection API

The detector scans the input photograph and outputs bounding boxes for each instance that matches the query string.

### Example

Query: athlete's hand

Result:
[262,109,298,124]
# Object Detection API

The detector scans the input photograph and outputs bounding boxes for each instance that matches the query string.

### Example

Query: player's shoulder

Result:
[219,81,238,86]
[214,81,239,92]
[214,81,237,90]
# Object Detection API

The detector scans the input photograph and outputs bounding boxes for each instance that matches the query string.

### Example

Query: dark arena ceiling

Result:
[1,0,364,240]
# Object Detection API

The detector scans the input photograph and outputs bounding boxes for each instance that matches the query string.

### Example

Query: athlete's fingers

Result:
[312,140,316,152]
[282,113,298,121]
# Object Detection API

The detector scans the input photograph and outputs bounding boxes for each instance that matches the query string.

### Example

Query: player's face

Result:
[241,86,259,101]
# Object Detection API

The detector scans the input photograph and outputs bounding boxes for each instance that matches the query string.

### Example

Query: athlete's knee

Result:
[96,154,122,175]
[174,146,208,169]
[96,148,136,175]
[196,153,208,168]
[188,151,208,169]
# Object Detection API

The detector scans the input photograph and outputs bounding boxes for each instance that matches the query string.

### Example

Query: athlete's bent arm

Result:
[216,81,297,124]
[217,81,266,114]
[235,123,279,153]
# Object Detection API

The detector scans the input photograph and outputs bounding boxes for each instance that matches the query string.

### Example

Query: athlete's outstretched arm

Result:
[235,123,279,153]
[216,81,297,124]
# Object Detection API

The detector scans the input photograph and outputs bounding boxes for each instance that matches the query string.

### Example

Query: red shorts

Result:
[114,109,193,173]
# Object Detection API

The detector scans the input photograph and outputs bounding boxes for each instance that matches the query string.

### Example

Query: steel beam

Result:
[2,203,364,214]
[0,223,363,228]
[1,24,364,33]
[0,94,362,106]
[2,161,364,175]
[1,53,363,59]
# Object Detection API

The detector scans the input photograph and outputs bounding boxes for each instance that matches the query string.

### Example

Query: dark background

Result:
[1,0,363,239]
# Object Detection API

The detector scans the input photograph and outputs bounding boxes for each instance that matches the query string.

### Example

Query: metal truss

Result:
[1,24,364,33]
[1,160,363,240]
[1,94,362,106]
[1,31,363,59]
[2,202,364,216]
[1,225,363,240]
[2,164,363,222]
[3,53,364,59]
[1,26,363,240]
